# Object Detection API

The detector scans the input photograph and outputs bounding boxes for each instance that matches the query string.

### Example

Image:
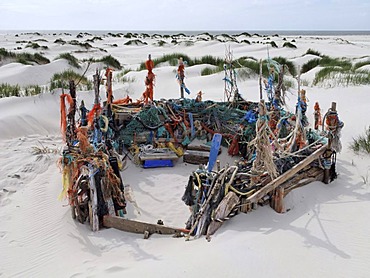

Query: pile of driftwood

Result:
[182,101,343,240]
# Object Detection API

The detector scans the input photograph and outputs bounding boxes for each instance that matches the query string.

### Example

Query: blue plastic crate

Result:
[143,159,174,168]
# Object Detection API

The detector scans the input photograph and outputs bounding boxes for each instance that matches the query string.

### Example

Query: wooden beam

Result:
[103,215,188,236]
[246,144,327,204]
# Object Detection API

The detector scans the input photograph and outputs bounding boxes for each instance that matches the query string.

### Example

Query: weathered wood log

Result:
[245,144,327,205]
[187,145,211,152]
[183,150,210,165]
[186,145,222,154]
[103,215,188,236]
[139,153,178,161]
[206,192,239,236]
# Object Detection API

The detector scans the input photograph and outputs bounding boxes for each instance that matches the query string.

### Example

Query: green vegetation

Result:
[17,52,50,65]
[201,66,223,76]
[138,53,224,71]
[282,42,297,49]
[319,56,352,69]
[55,53,80,68]
[273,56,297,76]
[240,40,251,44]
[0,83,20,97]
[305,48,322,56]
[156,40,167,46]
[69,40,92,49]
[54,38,66,45]
[81,55,122,70]
[301,58,321,74]
[50,70,92,91]
[124,39,147,46]
[313,68,370,86]
[269,41,278,48]
[114,69,132,82]
[353,59,370,71]
[24,85,43,96]
[301,55,352,75]
[124,33,134,38]
[1,48,50,65]
[0,83,43,98]
[350,126,370,154]
[0,48,16,59]
[86,36,103,43]
[99,55,122,70]
[138,53,190,70]
[310,55,370,86]
[283,79,294,89]
[183,41,194,47]
[108,33,121,38]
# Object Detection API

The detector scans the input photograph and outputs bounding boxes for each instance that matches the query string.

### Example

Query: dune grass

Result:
[269,41,278,48]
[272,56,297,76]
[201,66,223,76]
[50,70,92,91]
[17,53,50,65]
[0,83,43,98]
[301,58,321,74]
[319,56,352,69]
[55,53,80,68]
[124,39,148,46]
[305,48,322,56]
[1,48,50,65]
[313,68,370,86]
[282,42,297,49]
[353,59,370,71]
[81,55,122,70]
[0,83,21,97]
[69,40,92,49]
[99,55,122,70]
[350,126,370,154]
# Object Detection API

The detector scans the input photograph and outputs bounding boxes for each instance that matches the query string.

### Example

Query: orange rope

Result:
[87,104,101,128]
[112,95,132,105]
[60,93,73,142]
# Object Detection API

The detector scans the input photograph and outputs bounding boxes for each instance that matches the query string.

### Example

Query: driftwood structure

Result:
[59,54,343,240]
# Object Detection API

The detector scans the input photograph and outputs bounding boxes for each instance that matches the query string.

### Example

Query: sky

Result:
[0,0,369,31]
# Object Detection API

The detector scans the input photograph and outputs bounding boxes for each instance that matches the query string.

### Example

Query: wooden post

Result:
[93,69,100,106]
[259,59,263,100]
[323,101,337,184]
[67,80,76,145]
[271,186,284,213]
[297,66,301,94]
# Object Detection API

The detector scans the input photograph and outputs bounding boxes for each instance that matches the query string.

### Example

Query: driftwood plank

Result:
[183,150,210,164]
[246,144,327,204]
[103,215,188,235]
[206,192,239,236]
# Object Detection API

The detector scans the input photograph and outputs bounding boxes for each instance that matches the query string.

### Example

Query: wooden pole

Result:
[297,66,301,94]
[67,80,76,145]
[93,69,100,106]
[259,59,263,100]
[323,101,337,184]
[271,186,284,213]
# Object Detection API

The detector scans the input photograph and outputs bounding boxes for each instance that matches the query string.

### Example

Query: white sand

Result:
[0,32,370,277]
